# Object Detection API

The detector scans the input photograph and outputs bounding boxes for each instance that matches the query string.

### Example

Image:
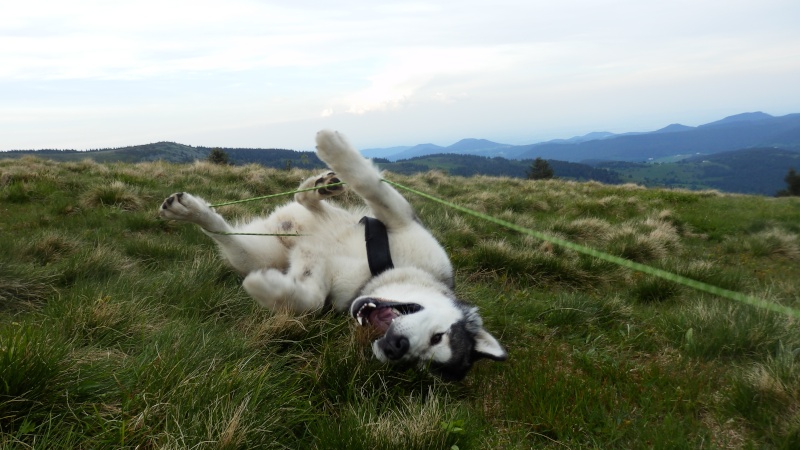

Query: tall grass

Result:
[1,156,799,448]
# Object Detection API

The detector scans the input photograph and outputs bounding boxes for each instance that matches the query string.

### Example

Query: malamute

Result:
[159,130,506,380]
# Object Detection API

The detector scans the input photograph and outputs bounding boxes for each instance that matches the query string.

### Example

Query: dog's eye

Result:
[430,333,444,345]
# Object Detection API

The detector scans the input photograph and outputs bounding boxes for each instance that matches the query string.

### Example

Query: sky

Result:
[2,0,799,151]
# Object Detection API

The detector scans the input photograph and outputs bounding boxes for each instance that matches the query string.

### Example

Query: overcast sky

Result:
[2,0,799,151]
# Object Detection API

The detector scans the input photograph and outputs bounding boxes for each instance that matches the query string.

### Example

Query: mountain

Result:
[699,111,774,127]
[387,143,447,161]
[448,138,512,153]
[359,112,800,164]
[542,131,618,144]
[360,146,413,159]
[513,112,800,163]
[654,124,694,134]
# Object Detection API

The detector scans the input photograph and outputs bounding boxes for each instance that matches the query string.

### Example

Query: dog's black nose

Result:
[380,335,409,360]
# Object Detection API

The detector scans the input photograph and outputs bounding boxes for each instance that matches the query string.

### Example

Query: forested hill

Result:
[0,142,207,163]
[683,147,800,195]
[1,143,325,169]
[218,149,624,184]
[199,147,325,170]
[374,154,623,184]
[597,147,800,195]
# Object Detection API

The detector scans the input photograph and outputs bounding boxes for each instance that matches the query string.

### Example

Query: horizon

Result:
[2,1,799,151]
[1,110,794,153]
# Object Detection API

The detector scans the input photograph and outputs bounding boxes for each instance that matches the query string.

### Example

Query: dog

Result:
[159,130,506,380]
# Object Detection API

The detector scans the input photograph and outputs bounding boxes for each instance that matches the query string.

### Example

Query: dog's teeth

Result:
[357,316,364,326]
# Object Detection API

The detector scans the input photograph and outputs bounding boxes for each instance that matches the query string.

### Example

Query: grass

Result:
[1,156,799,448]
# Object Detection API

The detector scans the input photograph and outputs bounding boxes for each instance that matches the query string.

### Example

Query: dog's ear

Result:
[473,329,507,361]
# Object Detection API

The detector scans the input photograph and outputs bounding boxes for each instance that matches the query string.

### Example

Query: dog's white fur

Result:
[160,130,505,379]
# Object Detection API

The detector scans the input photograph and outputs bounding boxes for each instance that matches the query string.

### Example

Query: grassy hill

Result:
[1,157,800,448]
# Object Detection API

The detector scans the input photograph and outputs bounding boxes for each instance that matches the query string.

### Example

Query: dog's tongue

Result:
[369,307,397,332]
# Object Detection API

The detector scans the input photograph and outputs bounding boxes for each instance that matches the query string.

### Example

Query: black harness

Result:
[360,216,394,276]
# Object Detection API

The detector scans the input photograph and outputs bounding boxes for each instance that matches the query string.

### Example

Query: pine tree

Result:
[526,157,554,180]
[776,167,800,197]
[207,148,230,165]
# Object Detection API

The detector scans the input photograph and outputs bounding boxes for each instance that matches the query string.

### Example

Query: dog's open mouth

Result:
[352,298,423,333]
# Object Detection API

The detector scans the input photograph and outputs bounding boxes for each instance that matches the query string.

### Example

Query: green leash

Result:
[381,179,800,320]
[200,177,800,319]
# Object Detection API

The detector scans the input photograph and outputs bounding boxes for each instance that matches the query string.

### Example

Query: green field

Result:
[2,156,800,448]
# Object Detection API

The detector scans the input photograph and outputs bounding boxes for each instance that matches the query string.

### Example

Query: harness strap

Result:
[360,216,394,276]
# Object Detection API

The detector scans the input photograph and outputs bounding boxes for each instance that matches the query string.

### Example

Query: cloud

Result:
[320,44,521,116]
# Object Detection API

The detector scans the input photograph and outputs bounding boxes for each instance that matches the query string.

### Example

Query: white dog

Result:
[160,130,506,380]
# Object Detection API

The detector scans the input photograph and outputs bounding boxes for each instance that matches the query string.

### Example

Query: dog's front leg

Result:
[293,171,346,213]
[315,130,415,230]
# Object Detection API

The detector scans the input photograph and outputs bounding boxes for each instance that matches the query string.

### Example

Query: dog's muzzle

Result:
[351,298,423,334]
[375,327,410,360]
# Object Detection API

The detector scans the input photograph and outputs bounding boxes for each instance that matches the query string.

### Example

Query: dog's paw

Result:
[158,192,211,222]
[314,171,345,197]
[315,130,351,161]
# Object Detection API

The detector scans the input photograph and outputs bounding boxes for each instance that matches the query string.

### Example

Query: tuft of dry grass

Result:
[25,231,80,265]
[549,217,614,245]
[0,264,56,310]
[240,310,315,349]
[80,180,145,211]
[354,389,457,448]
[747,228,800,259]
[728,344,800,445]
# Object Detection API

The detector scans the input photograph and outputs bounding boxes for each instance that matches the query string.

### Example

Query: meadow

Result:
[1,156,799,449]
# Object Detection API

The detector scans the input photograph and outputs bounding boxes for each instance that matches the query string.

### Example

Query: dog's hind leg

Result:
[242,247,330,313]
[315,130,415,230]
[160,192,231,232]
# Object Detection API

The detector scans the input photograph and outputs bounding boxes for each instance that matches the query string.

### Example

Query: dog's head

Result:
[351,272,507,381]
